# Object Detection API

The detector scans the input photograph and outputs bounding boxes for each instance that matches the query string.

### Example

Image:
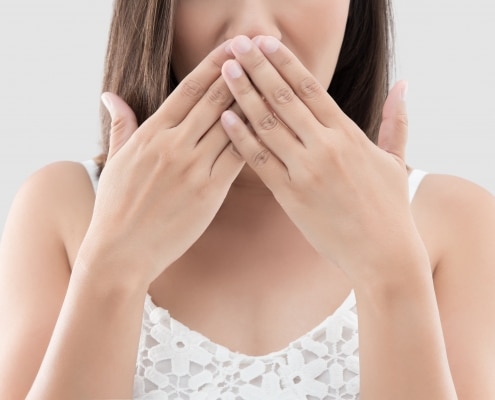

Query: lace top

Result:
[81,160,428,400]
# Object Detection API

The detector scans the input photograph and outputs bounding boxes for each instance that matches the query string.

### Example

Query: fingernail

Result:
[224,60,243,79]
[261,36,280,54]
[232,35,252,53]
[252,36,263,47]
[101,93,114,115]
[222,111,238,126]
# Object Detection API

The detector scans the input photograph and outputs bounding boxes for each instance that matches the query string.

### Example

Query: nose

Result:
[224,1,282,40]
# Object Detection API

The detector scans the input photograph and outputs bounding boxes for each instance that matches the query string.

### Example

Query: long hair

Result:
[98,0,394,167]
[331,0,394,144]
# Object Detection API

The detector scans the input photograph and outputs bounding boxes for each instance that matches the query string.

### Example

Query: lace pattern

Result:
[133,292,359,399]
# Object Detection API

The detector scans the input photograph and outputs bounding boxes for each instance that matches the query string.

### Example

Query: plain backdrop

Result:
[0,1,494,232]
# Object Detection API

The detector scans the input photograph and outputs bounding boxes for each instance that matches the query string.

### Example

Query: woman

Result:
[1,0,494,398]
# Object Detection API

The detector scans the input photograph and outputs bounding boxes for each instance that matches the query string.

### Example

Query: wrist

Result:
[347,225,432,291]
[73,236,151,297]
[353,255,435,313]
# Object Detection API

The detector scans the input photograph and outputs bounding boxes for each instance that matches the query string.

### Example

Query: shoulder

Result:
[409,171,495,275]
[20,160,95,195]
[6,160,96,262]
[13,160,95,220]
[413,172,495,244]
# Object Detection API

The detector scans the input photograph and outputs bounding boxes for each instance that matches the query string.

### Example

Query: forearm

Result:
[355,267,457,400]
[27,261,148,400]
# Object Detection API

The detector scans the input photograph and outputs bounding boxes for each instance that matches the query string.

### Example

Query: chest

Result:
[148,251,354,357]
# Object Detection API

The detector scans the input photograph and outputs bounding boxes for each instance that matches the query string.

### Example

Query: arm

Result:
[27,240,149,399]
[355,243,457,399]
[357,176,495,399]
[220,35,494,398]
[425,175,495,398]
[0,162,148,400]
[0,163,73,400]
[1,41,244,399]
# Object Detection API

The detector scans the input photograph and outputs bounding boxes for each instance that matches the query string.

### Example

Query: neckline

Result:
[144,289,356,360]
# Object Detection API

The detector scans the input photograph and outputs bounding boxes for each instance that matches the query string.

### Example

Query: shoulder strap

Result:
[408,169,428,203]
[81,159,99,194]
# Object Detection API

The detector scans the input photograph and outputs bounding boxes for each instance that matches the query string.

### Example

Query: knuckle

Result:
[133,120,157,147]
[396,113,409,130]
[206,85,231,106]
[317,136,340,161]
[155,147,176,168]
[181,79,205,100]
[279,54,293,68]
[135,130,154,149]
[299,77,323,99]
[258,113,278,131]
[196,183,211,201]
[294,162,323,193]
[189,170,208,191]
[110,115,128,134]
[207,54,223,71]
[251,54,268,71]
[273,86,294,105]
[319,134,334,151]
[238,83,255,97]
[252,149,271,167]
[303,167,323,186]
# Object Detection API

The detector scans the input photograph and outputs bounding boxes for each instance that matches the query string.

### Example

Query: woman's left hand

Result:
[220,35,428,285]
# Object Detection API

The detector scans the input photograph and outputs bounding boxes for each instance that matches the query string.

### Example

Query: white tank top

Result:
[81,159,428,400]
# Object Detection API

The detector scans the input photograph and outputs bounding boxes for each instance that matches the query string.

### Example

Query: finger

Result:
[254,36,344,128]
[101,92,138,160]
[210,141,246,187]
[221,109,289,190]
[178,75,234,146]
[221,58,304,168]
[205,104,247,184]
[377,81,409,162]
[153,40,233,129]
[196,102,244,166]
[228,36,320,147]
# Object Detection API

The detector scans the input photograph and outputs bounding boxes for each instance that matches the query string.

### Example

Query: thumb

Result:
[101,92,138,160]
[377,80,409,163]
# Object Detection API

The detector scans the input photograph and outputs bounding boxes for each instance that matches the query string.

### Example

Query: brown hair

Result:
[98,0,394,167]
[331,0,395,144]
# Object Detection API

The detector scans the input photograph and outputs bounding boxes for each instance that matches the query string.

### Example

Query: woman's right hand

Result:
[77,41,245,288]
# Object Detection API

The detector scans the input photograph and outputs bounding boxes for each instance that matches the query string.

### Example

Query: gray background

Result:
[1,1,494,232]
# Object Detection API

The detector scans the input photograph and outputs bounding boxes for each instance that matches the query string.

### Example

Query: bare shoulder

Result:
[413,172,495,397]
[13,160,95,220]
[415,172,494,222]
[7,161,96,255]
[0,158,97,301]
[413,173,495,251]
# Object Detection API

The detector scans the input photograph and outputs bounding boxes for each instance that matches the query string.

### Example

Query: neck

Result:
[214,166,287,230]
[199,166,322,263]
[172,167,329,285]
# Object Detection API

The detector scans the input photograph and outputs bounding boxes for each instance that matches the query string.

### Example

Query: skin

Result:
[0,1,494,399]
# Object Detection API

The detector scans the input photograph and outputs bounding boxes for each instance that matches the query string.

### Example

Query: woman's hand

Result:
[220,35,428,285]
[78,41,245,287]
